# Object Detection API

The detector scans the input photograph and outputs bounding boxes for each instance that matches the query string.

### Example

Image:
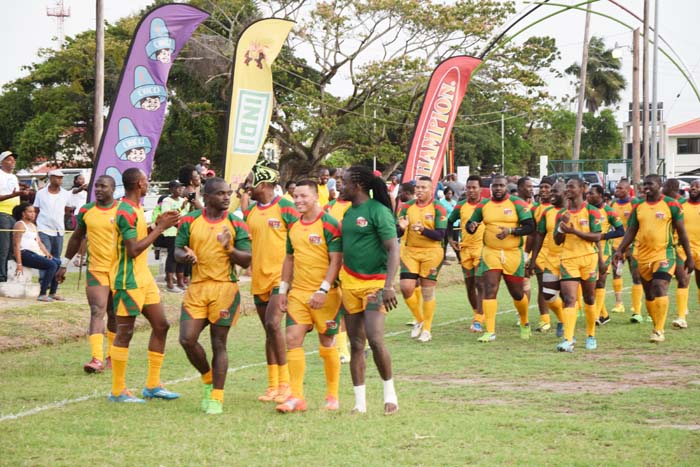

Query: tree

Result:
[565,36,626,113]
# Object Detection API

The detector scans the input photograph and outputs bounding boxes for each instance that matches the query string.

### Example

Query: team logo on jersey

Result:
[624,211,630,218]
[268,217,281,229]
[655,212,665,220]
[579,218,589,227]
[424,214,434,221]
[325,320,338,330]
[504,208,513,215]
[356,217,368,227]
[219,309,230,320]
[308,233,322,245]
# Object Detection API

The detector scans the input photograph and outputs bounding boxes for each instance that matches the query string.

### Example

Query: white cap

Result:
[0,150,17,162]
[48,169,65,177]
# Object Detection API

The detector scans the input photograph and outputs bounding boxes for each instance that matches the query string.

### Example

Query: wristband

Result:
[319,280,331,293]
[279,281,290,295]
[60,257,70,268]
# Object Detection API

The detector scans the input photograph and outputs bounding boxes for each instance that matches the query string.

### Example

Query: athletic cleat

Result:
[645,315,653,323]
[649,331,665,343]
[205,399,223,415]
[339,353,351,364]
[470,321,483,333]
[477,332,496,343]
[410,321,424,339]
[519,323,532,340]
[405,320,417,327]
[417,330,432,343]
[105,356,112,370]
[611,304,625,314]
[276,396,307,413]
[201,383,213,412]
[630,314,643,324]
[324,395,340,411]
[585,336,598,350]
[258,387,279,402]
[556,340,575,353]
[596,316,611,326]
[556,322,564,338]
[83,357,105,374]
[672,318,688,329]
[536,321,551,333]
[108,390,145,403]
[273,384,292,404]
[142,385,180,400]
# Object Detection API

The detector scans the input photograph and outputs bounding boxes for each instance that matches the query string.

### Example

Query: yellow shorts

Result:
[341,287,386,315]
[182,280,241,327]
[560,254,598,282]
[86,270,110,287]
[253,287,280,306]
[113,279,160,317]
[460,245,482,278]
[286,287,341,335]
[637,256,675,282]
[676,246,687,263]
[477,246,526,277]
[400,247,443,280]
[535,253,561,281]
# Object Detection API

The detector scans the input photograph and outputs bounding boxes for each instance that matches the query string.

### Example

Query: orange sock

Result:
[548,297,564,323]
[563,307,577,342]
[278,363,290,387]
[106,331,115,359]
[676,288,689,320]
[319,345,340,399]
[612,277,623,293]
[540,313,551,325]
[655,296,669,332]
[110,345,129,397]
[585,303,597,337]
[482,299,497,333]
[211,389,224,403]
[286,347,305,399]
[146,351,164,389]
[89,334,104,361]
[645,299,656,324]
[404,288,423,323]
[422,299,436,333]
[514,296,529,326]
[267,364,279,390]
[594,288,606,319]
[201,369,213,385]
[632,284,643,314]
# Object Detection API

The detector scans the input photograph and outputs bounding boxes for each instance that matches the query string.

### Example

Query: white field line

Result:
[0,287,629,422]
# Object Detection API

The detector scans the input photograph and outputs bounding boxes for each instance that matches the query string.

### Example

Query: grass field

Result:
[1,263,700,466]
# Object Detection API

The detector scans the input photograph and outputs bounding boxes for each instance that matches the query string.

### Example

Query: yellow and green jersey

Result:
[339,199,396,290]
[599,204,624,256]
[447,198,484,250]
[555,203,602,259]
[536,205,563,258]
[76,200,118,273]
[684,199,700,253]
[629,196,683,263]
[286,212,341,292]
[469,195,532,250]
[397,198,447,249]
[111,198,151,290]
[324,199,351,223]
[176,209,251,283]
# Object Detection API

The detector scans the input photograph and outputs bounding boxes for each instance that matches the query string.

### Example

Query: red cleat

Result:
[105,356,112,370]
[83,357,104,374]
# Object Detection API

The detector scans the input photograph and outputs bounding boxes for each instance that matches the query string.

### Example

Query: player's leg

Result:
[140,295,179,400]
[105,290,116,368]
[479,269,503,341]
[611,262,625,313]
[558,279,580,351]
[207,323,231,414]
[179,316,209,406]
[254,298,279,401]
[673,253,689,329]
[344,310,368,413]
[541,272,564,337]
[504,275,531,340]
[629,257,644,320]
[417,277,437,342]
[580,268,599,350]
[364,305,398,415]
[313,290,342,410]
[84,283,111,373]
[264,293,290,403]
[594,266,610,326]
[535,271,551,332]
[649,269,672,342]
[110,313,138,400]
[276,293,311,413]
[400,257,422,337]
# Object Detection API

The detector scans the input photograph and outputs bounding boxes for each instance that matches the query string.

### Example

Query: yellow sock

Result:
[584,303,597,337]
[632,284,643,313]
[514,296,529,326]
[612,277,623,293]
[655,296,669,332]
[336,331,349,355]
[577,286,584,311]
[267,364,279,390]
[89,334,104,361]
[319,345,340,399]
[278,363,290,387]
[645,299,656,324]
[110,345,129,397]
[482,299,497,333]
[422,299,436,333]
[106,331,115,359]
[210,389,224,403]
[286,347,305,399]
[594,288,606,319]
[676,288,689,320]
[548,297,564,322]
[563,307,577,341]
[473,311,485,323]
[404,288,423,323]
[540,313,551,325]
[146,351,164,389]
[201,369,213,385]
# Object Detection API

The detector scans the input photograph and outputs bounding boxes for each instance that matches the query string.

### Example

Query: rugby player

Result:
[662,178,690,328]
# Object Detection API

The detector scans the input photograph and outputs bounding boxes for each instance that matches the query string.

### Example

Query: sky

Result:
[1,0,698,128]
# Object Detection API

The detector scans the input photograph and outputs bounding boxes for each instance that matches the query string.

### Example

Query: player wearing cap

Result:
[242,164,300,404]
[176,177,251,415]
[0,151,30,283]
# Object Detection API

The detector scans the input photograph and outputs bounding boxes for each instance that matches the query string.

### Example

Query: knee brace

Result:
[542,287,560,302]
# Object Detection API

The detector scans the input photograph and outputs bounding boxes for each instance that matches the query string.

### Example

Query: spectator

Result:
[317,168,331,206]
[0,151,28,283]
[444,173,465,199]
[178,164,204,211]
[195,156,210,176]
[158,180,188,293]
[12,202,61,302]
[283,180,296,201]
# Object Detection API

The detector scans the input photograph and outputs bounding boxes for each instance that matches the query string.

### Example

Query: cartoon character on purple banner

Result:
[106,167,125,199]
[130,66,167,111]
[115,118,152,163]
[146,18,176,64]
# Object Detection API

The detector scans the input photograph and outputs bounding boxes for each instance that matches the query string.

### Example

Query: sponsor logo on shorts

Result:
[325,320,338,330]
[268,217,281,229]
[655,212,665,220]
[308,233,322,245]
[356,217,368,227]
[219,309,230,319]
[429,268,438,275]
[367,293,378,303]
[660,260,669,268]
[504,208,513,215]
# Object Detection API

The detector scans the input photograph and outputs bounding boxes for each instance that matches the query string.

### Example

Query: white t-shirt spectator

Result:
[0,169,20,215]
[67,190,87,216]
[33,186,71,236]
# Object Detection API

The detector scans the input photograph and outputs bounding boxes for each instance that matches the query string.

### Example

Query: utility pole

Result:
[642,0,650,175]
[650,0,660,174]
[501,111,505,174]
[94,0,104,159]
[572,2,592,171]
[632,28,641,185]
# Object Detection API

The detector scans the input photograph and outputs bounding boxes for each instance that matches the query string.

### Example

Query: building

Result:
[666,118,700,176]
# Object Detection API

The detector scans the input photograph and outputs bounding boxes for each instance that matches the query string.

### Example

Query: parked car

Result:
[550,171,606,187]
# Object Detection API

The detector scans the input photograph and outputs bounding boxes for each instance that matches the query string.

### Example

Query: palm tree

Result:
[566,36,627,113]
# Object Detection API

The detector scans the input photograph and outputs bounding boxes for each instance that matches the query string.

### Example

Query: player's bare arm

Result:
[382,238,400,310]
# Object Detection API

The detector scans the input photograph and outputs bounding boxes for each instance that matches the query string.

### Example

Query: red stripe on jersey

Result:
[230,220,249,232]
[434,203,447,216]
[323,221,341,237]
[342,264,387,281]
[117,209,137,226]
[280,206,299,216]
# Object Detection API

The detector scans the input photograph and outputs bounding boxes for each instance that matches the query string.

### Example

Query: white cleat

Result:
[417,330,432,343]
[410,321,424,339]
[672,318,688,329]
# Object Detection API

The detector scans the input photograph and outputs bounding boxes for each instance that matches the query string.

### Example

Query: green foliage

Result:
[581,108,623,161]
